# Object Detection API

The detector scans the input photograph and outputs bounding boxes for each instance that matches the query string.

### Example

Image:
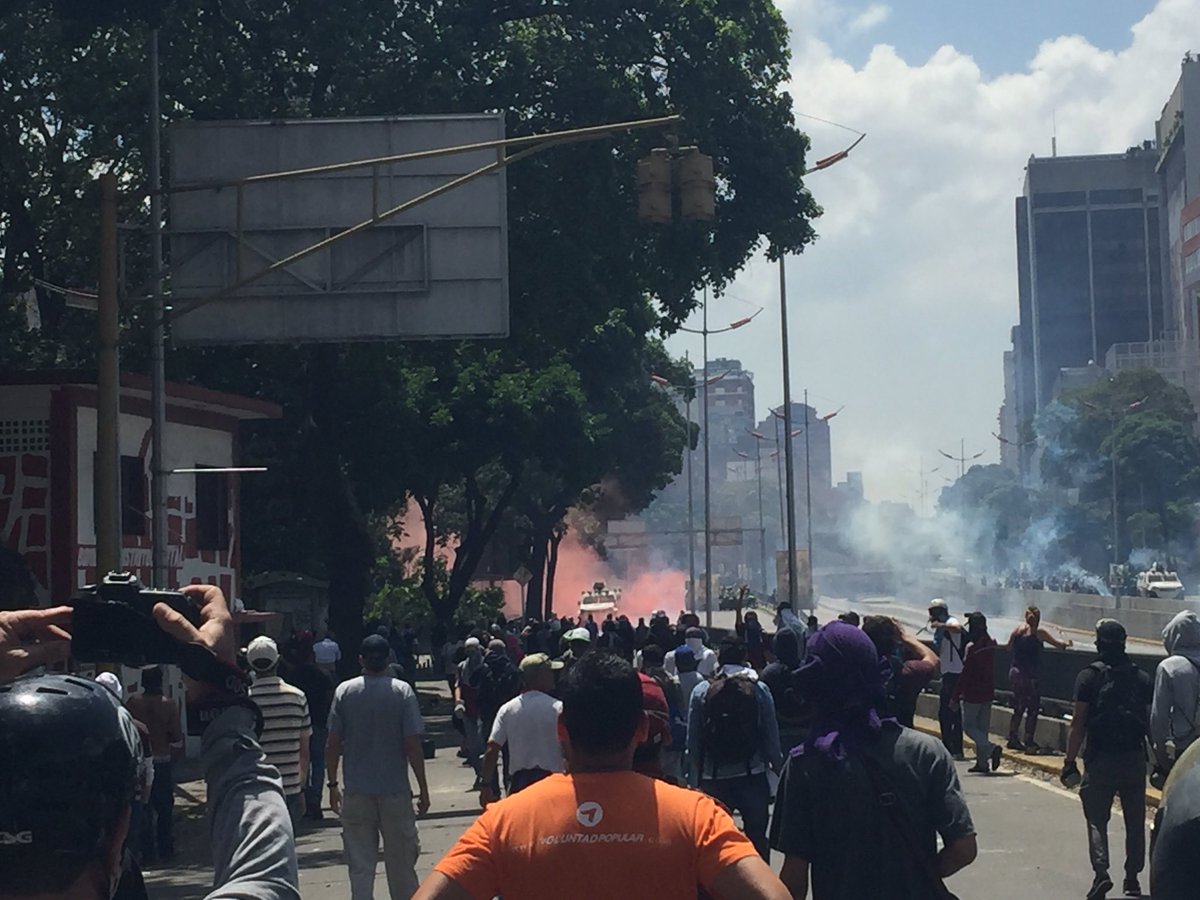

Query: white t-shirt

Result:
[664,645,718,678]
[314,638,342,666]
[488,690,565,774]
[936,618,965,675]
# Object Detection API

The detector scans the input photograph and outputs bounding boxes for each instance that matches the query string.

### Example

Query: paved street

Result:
[143,690,1136,899]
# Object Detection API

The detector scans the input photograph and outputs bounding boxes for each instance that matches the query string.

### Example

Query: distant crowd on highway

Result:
[4,588,1200,900]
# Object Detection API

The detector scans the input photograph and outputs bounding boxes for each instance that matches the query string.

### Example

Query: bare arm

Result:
[710,856,791,900]
[938,834,978,878]
[779,855,809,899]
[899,629,938,668]
[405,734,431,815]
[298,729,311,787]
[1065,701,1088,765]
[1036,627,1072,650]
[480,741,502,806]
[412,872,474,900]
[325,731,343,814]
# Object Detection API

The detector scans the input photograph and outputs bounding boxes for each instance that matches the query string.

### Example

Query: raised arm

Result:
[154,585,299,900]
[1036,627,1073,650]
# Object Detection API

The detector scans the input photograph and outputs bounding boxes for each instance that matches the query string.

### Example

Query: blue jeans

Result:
[700,772,771,861]
[306,725,328,811]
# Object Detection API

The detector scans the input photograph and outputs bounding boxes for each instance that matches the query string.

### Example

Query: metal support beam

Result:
[96,173,122,574]
[149,28,168,587]
[779,257,798,611]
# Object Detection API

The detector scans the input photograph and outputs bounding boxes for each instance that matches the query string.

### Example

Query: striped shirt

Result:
[249,674,312,794]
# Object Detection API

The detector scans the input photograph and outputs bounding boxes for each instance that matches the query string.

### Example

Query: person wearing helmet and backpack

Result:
[0,586,299,900]
[1062,619,1153,900]
[687,636,782,860]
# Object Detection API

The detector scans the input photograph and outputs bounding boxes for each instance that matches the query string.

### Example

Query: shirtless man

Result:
[1005,606,1072,752]
[126,666,184,862]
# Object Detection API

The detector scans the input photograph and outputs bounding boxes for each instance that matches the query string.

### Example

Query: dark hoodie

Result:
[471,649,520,723]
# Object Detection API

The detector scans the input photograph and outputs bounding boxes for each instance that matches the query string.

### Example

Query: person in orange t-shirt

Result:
[413,652,789,900]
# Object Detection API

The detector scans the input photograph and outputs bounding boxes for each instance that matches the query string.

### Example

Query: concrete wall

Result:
[919,571,1194,643]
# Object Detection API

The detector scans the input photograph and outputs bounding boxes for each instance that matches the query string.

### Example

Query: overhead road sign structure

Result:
[168,114,510,344]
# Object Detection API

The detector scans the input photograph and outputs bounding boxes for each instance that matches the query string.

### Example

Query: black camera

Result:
[70,571,203,667]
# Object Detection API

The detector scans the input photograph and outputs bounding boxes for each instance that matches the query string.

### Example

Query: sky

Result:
[665,0,1199,507]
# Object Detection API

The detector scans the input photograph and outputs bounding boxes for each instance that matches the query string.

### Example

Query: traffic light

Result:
[637,147,715,223]
[637,149,672,224]
[678,148,715,221]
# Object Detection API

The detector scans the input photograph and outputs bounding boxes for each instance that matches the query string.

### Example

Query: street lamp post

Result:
[938,439,985,481]
[679,301,762,626]
[778,258,799,612]
[769,128,864,613]
[652,367,734,618]
[735,445,768,596]
[1083,396,1147,570]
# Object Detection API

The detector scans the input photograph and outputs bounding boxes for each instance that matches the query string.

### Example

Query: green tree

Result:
[0,0,821,638]
[1039,368,1200,561]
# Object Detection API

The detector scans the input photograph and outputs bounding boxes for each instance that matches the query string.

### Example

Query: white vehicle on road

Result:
[579,581,621,619]
[1137,566,1185,600]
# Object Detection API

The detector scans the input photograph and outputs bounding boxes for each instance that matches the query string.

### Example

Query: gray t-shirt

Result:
[770,723,975,900]
[328,674,425,796]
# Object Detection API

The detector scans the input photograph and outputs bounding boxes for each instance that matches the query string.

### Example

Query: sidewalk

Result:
[143,682,485,899]
[912,714,1164,809]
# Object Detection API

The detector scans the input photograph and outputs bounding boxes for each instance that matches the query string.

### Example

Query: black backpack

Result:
[1087,661,1148,754]
[700,673,761,773]
[474,659,521,718]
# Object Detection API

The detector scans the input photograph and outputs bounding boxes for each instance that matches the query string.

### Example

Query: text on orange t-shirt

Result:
[433,770,758,899]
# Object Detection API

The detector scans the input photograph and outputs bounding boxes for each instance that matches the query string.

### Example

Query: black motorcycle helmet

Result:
[0,673,139,894]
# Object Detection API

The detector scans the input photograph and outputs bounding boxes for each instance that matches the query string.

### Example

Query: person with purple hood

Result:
[770,622,977,899]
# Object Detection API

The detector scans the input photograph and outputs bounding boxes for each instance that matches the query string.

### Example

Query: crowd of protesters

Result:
[22,589,1200,900]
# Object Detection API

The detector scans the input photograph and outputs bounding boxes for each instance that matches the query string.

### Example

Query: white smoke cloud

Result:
[668,0,1200,505]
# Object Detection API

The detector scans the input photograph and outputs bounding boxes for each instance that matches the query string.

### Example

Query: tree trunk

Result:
[525,534,548,621]
[545,525,563,620]
[307,347,373,677]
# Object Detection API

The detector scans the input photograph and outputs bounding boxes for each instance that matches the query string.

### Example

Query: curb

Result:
[911,716,1163,809]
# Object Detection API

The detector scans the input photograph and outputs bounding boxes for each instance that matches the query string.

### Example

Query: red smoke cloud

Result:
[392,501,687,621]
[549,533,688,622]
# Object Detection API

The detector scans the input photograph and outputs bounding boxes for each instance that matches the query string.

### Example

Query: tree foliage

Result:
[0,0,821,635]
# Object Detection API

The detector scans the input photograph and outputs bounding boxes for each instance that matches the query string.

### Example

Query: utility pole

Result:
[702,287,713,626]
[149,28,169,587]
[96,173,121,574]
[753,441,767,595]
[778,257,798,611]
[804,388,813,606]
[684,363,696,606]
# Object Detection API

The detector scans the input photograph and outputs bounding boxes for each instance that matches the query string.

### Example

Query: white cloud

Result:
[669,0,1200,505]
[848,3,892,35]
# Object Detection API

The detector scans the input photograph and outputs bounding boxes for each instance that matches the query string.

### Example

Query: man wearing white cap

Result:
[560,627,592,670]
[247,635,312,825]
[481,653,565,806]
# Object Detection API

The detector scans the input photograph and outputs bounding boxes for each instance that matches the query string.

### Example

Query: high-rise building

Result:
[1156,54,1200,342]
[700,357,755,482]
[1002,145,1165,475]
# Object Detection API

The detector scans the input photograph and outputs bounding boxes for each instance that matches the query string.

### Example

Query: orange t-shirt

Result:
[434,770,758,899]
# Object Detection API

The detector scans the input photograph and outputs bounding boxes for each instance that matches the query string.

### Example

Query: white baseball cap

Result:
[928,598,948,610]
[94,672,123,701]
[565,627,592,643]
[246,635,280,670]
